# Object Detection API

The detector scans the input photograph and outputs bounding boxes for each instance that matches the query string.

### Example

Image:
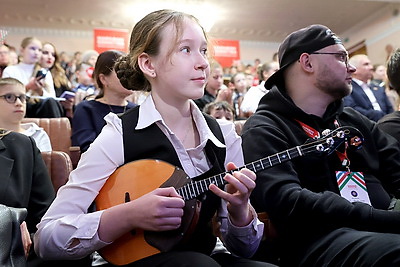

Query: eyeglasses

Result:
[310,52,349,66]
[0,94,27,104]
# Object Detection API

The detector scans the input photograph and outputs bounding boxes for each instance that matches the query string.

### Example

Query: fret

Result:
[296,146,302,156]
[268,156,272,167]
[276,153,281,164]
[183,185,190,200]
[189,183,196,198]
[199,179,205,192]
[194,181,200,195]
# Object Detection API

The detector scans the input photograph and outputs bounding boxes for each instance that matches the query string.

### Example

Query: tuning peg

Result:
[321,129,331,136]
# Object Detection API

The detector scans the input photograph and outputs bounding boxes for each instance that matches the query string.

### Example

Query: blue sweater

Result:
[71,100,136,152]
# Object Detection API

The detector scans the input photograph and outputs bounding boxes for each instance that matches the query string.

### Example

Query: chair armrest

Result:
[69,146,81,169]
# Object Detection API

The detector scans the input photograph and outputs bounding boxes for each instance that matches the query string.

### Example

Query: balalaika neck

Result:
[177,146,303,201]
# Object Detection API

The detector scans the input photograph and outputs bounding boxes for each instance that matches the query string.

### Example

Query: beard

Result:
[315,68,352,100]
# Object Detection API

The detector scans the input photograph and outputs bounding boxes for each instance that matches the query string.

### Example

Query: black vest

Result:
[120,106,226,255]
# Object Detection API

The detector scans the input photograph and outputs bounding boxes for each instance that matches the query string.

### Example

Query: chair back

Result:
[41,151,72,192]
[22,117,72,154]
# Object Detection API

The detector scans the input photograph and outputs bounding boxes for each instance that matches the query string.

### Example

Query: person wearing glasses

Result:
[343,54,393,122]
[241,24,400,266]
[0,81,55,266]
[0,77,51,151]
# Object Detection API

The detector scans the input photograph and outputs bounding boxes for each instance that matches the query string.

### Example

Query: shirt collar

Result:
[136,94,225,149]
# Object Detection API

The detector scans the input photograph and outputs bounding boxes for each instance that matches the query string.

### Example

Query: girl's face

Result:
[149,18,209,103]
[0,84,26,126]
[21,39,42,64]
[207,67,223,91]
[102,70,133,98]
[40,44,56,69]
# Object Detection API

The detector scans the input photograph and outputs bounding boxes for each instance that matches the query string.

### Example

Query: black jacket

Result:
[242,85,400,262]
[0,131,55,266]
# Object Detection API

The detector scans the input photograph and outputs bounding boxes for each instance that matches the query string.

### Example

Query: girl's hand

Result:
[130,187,185,232]
[209,162,256,227]
[20,221,32,258]
[25,77,44,95]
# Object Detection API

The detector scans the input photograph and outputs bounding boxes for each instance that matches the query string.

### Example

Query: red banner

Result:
[212,39,240,68]
[94,28,129,53]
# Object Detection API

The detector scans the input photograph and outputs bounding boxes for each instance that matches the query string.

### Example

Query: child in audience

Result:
[229,72,247,120]
[194,60,225,110]
[72,62,95,105]
[204,101,235,121]
[0,127,54,266]
[0,77,51,151]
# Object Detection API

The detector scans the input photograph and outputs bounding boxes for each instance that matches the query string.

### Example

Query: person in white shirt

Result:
[2,37,63,118]
[240,61,279,118]
[0,77,51,152]
[34,9,271,267]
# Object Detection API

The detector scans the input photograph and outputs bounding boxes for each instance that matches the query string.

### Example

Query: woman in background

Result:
[40,42,74,119]
[71,50,136,152]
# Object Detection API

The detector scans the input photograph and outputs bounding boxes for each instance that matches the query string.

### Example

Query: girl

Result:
[71,50,136,153]
[34,9,269,267]
[0,77,51,152]
[2,37,63,118]
[40,42,74,119]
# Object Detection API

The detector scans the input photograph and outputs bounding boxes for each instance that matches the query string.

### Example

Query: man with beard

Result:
[242,24,400,266]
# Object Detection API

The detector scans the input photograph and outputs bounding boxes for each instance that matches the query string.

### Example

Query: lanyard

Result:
[295,119,350,170]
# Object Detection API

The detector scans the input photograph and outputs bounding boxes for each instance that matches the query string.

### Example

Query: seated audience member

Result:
[242,24,400,266]
[81,49,99,67]
[0,128,54,266]
[0,43,10,77]
[377,48,400,140]
[71,50,136,153]
[229,72,247,120]
[39,42,74,119]
[66,51,82,85]
[371,63,387,88]
[72,62,96,105]
[204,101,235,121]
[194,60,225,111]
[8,46,19,65]
[2,37,63,118]
[34,9,270,267]
[343,54,393,121]
[240,61,279,117]
[0,77,51,151]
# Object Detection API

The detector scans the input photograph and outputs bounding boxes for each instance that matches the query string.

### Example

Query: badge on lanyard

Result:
[336,171,371,205]
[294,119,370,205]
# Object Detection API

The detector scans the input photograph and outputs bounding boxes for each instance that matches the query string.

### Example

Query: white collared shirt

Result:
[34,94,263,261]
[354,78,382,111]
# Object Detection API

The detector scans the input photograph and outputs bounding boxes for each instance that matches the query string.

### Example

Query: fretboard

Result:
[177,145,303,201]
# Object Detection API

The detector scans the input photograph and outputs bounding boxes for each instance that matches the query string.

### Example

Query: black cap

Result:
[265,24,342,89]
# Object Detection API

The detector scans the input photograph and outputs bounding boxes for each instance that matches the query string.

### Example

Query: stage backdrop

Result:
[212,39,240,68]
[94,28,129,53]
